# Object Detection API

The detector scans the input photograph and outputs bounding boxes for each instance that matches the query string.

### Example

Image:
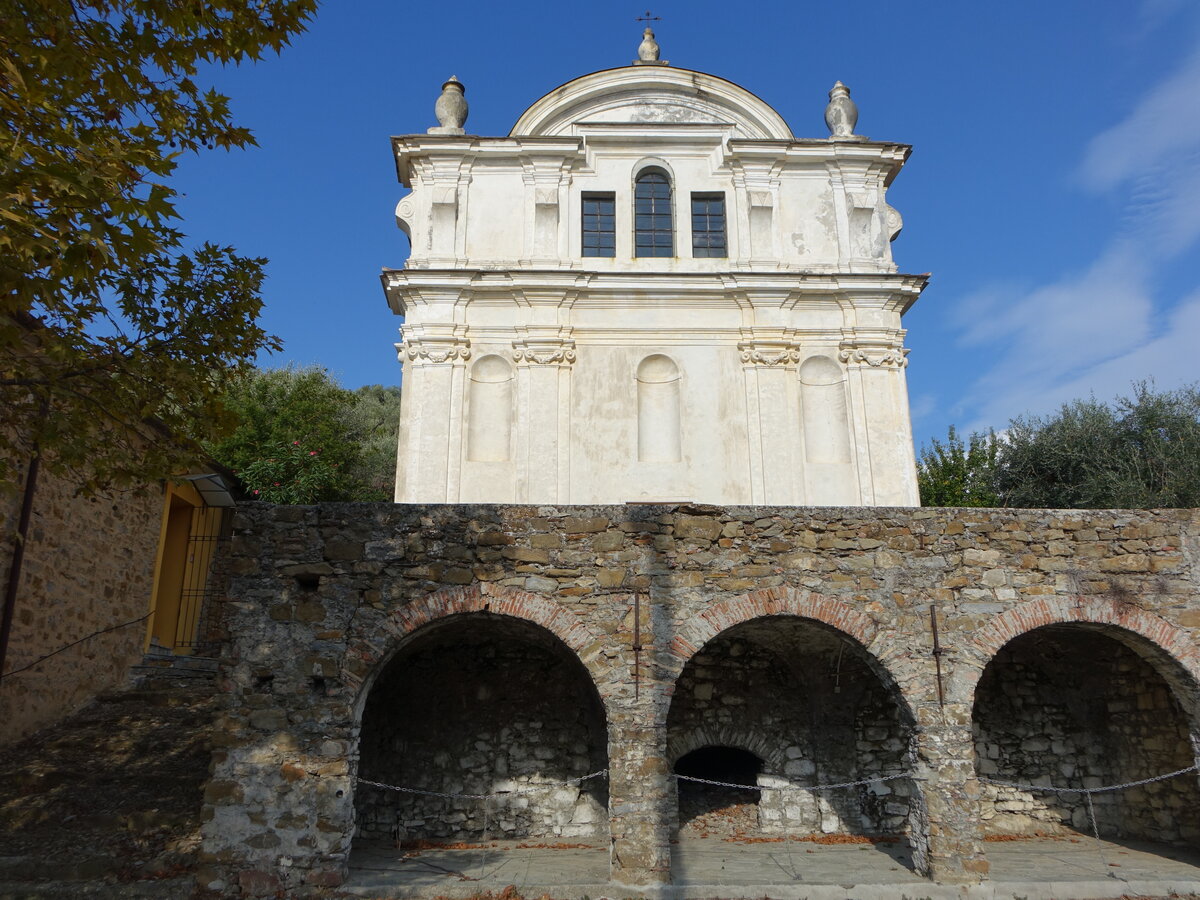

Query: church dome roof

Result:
[509,65,795,141]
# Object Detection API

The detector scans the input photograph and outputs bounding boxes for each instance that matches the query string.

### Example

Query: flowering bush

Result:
[209,365,399,502]
[238,440,341,504]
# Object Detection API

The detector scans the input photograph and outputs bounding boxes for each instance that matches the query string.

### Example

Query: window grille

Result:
[634,170,673,257]
[691,193,727,258]
[173,506,228,653]
[582,193,616,257]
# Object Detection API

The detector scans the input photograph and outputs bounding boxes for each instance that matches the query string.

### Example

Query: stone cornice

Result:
[509,64,795,141]
[726,139,910,186]
[383,268,928,292]
[382,268,928,317]
[392,136,585,187]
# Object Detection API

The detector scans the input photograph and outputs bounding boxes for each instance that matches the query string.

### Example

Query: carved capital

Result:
[838,346,909,368]
[512,337,577,367]
[738,340,800,367]
[398,327,471,365]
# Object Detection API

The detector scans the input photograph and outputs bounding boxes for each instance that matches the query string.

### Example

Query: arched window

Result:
[634,168,673,257]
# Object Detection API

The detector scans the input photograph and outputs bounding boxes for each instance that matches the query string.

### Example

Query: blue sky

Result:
[170,0,1200,450]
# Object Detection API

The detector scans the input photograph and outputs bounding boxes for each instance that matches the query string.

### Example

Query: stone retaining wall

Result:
[198,503,1200,896]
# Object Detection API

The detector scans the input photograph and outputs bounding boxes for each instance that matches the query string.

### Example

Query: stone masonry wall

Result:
[975,627,1200,842]
[355,619,608,842]
[666,627,912,837]
[199,503,1200,896]
[0,470,160,744]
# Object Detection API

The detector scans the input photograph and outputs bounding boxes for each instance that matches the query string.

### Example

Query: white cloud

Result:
[1079,45,1200,192]
[964,286,1200,432]
[951,29,1200,434]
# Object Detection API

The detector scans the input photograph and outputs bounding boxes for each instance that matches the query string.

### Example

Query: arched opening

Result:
[666,616,917,858]
[634,167,673,257]
[352,614,609,849]
[675,746,763,835]
[973,624,1200,845]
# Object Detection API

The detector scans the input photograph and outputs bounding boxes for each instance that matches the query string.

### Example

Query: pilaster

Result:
[839,338,917,506]
[395,324,471,503]
[910,719,989,883]
[512,330,576,504]
[738,332,800,505]
[520,157,572,265]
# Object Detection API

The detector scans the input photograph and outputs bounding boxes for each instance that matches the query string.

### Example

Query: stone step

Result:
[0,674,219,896]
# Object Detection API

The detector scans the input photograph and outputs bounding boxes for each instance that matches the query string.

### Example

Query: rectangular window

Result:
[582,193,616,258]
[691,193,727,258]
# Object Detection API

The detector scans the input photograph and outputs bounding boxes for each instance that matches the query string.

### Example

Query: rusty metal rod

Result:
[632,593,642,700]
[930,604,946,708]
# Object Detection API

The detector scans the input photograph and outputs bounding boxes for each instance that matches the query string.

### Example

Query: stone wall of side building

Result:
[198,503,1200,896]
[0,470,161,744]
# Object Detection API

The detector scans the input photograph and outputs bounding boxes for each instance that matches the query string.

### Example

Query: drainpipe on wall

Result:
[0,444,41,682]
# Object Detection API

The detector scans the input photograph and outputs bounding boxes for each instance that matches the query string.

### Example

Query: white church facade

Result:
[384,34,926,506]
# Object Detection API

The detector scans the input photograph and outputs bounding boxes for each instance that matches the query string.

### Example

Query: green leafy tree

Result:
[996,383,1200,509]
[209,366,358,503]
[917,426,1001,507]
[209,366,400,503]
[345,384,403,500]
[1,0,317,493]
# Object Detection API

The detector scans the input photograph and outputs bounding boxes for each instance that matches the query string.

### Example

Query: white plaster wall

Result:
[387,65,923,508]
[569,343,750,505]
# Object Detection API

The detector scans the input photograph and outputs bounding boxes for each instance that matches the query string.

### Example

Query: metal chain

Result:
[978,764,1198,795]
[980,764,1199,879]
[359,768,609,801]
[1083,789,1111,874]
[671,772,910,792]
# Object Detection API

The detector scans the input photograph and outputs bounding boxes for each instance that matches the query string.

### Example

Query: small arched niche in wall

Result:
[467,354,514,462]
[799,355,851,465]
[636,354,682,463]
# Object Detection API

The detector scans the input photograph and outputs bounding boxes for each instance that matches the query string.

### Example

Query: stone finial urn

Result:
[824,80,859,139]
[430,76,468,134]
[637,27,660,62]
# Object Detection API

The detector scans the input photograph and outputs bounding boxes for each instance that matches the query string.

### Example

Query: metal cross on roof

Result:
[636,10,661,25]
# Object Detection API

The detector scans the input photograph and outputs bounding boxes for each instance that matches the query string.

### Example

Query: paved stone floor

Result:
[341,836,1200,899]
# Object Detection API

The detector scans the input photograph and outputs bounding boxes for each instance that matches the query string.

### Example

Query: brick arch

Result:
[665,585,917,718]
[967,596,1200,718]
[346,583,619,720]
[667,725,788,772]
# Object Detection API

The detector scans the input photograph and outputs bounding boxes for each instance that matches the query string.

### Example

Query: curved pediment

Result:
[510,65,794,140]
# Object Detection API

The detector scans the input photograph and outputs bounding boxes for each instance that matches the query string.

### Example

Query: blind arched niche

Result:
[636,354,682,462]
[799,355,851,465]
[467,354,514,462]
